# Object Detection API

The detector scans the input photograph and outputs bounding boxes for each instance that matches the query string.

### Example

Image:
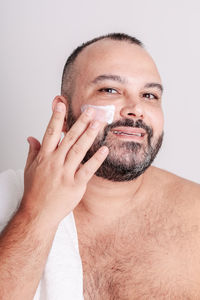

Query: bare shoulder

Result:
[148,167,200,219]
[144,167,200,250]
[148,166,200,199]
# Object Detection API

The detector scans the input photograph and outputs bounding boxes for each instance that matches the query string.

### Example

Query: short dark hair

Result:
[61,33,144,100]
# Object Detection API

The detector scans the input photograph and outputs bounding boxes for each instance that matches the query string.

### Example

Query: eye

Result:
[143,93,158,100]
[98,88,118,94]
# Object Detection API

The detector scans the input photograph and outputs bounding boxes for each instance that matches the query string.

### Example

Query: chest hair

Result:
[77,209,200,300]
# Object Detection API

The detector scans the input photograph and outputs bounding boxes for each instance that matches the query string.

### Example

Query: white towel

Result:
[0,169,84,300]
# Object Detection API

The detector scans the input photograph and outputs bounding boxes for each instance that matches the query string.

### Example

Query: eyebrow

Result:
[91,74,127,84]
[144,82,163,94]
[90,74,164,94]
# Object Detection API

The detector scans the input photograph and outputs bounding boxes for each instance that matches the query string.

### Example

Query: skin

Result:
[55,40,200,297]
[0,94,109,299]
[58,39,165,227]
[0,39,200,299]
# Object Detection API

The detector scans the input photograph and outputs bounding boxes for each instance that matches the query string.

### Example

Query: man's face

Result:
[66,39,164,182]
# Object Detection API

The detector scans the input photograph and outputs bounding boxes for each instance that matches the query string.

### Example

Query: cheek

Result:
[146,106,164,135]
[71,88,88,116]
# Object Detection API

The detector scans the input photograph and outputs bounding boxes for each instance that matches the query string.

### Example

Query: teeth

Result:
[113,131,142,137]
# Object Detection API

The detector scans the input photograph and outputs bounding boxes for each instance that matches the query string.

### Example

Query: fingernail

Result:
[55,103,64,112]
[99,146,109,154]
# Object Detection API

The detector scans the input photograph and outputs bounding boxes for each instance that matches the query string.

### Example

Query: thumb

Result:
[25,136,41,170]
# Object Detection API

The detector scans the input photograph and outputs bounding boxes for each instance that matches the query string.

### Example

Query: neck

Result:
[74,168,151,226]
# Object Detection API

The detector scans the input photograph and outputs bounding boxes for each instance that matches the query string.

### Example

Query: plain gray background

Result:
[0,0,199,183]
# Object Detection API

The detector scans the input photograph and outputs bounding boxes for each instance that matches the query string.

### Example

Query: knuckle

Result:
[49,157,58,170]
[35,153,57,172]
[80,113,90,124]
[81,167,91,178]
[53,111,62,120]
[46,126,55,136]
[66,130,76,143]
[71,143,82,155]
[35,152,44,165]
[62,172,73,184]
[85,128,96,138]
[94,152,103,163]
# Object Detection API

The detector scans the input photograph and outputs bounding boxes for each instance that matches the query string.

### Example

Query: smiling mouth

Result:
[111,126,146,138]
[112,130,145,137]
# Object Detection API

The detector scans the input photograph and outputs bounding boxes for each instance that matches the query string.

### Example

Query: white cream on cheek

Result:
[81,104,115,124]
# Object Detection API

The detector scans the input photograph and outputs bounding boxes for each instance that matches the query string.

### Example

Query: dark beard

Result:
[67,104,164,182]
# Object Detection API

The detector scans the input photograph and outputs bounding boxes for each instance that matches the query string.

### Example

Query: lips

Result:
[111,127,146,137]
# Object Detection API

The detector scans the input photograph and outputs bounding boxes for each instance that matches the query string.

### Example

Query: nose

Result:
[120,102,144,120]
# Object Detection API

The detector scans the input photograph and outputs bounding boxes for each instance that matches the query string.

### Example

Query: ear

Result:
[52,95,69,133]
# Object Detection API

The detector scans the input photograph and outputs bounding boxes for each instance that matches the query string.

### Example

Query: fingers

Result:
[75,146,109,183]
[25,137,41,170]
[64,119,104,173]
[56,107,96,162]
[40,103,66,154]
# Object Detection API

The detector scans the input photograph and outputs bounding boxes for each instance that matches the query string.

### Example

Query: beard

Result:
[67,103,164,182]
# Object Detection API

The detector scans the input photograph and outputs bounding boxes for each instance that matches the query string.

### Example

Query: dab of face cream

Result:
[81,104,115,124]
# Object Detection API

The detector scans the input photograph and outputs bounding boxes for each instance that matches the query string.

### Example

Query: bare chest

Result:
[77,220,200,300]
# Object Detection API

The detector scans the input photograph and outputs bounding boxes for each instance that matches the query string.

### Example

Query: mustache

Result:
[104,118,153,139]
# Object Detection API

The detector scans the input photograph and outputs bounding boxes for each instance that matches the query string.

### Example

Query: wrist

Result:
[18,198,61,230]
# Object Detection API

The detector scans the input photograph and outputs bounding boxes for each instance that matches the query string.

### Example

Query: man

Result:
[0,33,200,300]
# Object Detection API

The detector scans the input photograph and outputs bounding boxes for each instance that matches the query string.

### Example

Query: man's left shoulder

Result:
[149,166,200,201]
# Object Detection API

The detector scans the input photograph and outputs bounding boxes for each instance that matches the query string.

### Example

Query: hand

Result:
[20,102,109,224]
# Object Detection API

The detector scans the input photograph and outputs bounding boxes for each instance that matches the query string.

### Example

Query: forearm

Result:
[0,101,108,299]
[0,206,59,300]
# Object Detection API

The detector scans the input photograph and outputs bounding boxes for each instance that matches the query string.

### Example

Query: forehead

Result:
[74,39,162,84]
